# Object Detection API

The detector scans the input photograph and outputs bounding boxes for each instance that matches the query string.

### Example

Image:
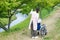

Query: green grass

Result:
[0,16,30,37]
[44,19,60,40]
[0,18,8,26]
[0,15,16,27]
[10,8,54,32]
[10,16,30,32]
[0,7,55,33]
[40,8,53,19]
[0,7,58,39]
[41,8,49,19]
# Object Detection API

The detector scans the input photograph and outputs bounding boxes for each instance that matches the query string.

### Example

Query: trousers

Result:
[31,22,37,37]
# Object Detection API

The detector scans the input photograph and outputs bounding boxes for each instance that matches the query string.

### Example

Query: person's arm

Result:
[29,9,33,15]
[28,16,32,29]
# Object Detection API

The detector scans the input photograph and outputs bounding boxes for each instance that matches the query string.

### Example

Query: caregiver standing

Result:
[29,7,40,39]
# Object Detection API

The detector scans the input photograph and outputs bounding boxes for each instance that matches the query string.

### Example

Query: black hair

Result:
[36,7,40,13]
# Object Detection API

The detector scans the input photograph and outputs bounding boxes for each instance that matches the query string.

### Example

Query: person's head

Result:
[36,7,40,13]
[33,7,40,13]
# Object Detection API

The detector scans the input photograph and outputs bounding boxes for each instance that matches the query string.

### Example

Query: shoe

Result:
[32,36,35,39]
[37,32,39,35]
[35,36,38,39]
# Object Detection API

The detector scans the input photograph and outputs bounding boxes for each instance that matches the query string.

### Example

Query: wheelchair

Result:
[37,23,47,37]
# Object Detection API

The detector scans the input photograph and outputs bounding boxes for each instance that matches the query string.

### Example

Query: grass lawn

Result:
[0,7,58,40]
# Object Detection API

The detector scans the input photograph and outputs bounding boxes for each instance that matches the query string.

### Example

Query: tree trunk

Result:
[1,27,8,31]
[8,10,11,30]
[7,3,23,30]
[8,17,11,30]
[0,22,8,31]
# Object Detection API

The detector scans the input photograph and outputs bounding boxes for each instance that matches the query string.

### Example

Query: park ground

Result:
[0,8,60,40]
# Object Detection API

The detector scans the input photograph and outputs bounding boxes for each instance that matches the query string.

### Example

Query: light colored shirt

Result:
[38,18,42,23]
[29,11,39,30]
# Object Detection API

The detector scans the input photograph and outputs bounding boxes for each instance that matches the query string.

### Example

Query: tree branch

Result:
[11,2,24,17]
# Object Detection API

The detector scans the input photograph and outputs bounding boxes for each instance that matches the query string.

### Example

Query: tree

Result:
[0,0,60,31]
[0,0,33,31]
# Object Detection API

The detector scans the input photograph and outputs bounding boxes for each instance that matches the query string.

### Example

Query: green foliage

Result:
[20,5,31,14]
[0,0,60,30]
[0,0,60,16]
[0,15,16,27]
[41,8,49,19]
[40,7,53,19]
[0,18,8,27]
[0,9,59,39]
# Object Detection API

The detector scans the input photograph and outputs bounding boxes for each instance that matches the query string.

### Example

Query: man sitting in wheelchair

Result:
[37,18,42,35]
[37,18,47,37]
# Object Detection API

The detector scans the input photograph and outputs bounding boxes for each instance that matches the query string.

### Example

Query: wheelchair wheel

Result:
[39,24,47,37]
